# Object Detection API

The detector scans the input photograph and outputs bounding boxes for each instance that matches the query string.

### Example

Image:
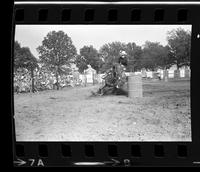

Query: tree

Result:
[141,41,171,71]
[75,45,103,73]
[161,45,175,69]
[99,41,126,72]
[37,31,77,90]
[167,28,191,69]
[125,42,143,72]
[74,55,88,73]
[14,41,22,71]
[14,41,38,92]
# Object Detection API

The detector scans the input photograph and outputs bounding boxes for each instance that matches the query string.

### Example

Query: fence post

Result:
[163,69,168,82]
[185,68,190,78]
[174,69,180,79]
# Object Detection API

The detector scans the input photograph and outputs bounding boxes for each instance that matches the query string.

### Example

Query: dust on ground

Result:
[14,79,191,141]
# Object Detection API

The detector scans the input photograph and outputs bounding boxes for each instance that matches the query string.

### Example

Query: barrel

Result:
[128,74,143,98]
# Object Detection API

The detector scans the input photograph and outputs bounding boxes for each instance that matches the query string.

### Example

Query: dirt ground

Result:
[14,79,191,141]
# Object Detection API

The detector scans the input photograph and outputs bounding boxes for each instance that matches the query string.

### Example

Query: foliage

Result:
[14,41,38,71]
[125,42,143,72]
[74,55,88,73]
[99,42,127,72]
[167,28,191,68]
[37,31,77,89]
[14,41,39,92]
[75,45,103,73]
[141,41,172,71]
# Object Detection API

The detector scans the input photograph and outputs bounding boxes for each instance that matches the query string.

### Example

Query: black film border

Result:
[12,2,200,167]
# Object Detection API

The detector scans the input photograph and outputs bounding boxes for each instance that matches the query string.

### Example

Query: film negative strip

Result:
[12,0,200,167]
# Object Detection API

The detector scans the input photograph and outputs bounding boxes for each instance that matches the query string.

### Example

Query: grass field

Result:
[14,78,191,141]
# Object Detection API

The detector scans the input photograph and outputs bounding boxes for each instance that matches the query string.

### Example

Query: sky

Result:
[15,25,191,59]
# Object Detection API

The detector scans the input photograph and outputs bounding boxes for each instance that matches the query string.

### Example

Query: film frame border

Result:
[12,2,200,167]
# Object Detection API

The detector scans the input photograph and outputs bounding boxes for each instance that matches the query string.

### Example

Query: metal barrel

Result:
[128,73,143,98]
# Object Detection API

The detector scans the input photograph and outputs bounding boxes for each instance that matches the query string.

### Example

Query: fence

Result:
[14,68,104,93]
[14,67,191,93]
[133,68,191,79]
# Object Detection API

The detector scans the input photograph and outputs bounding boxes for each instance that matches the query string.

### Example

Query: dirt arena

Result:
[14,79,191,141]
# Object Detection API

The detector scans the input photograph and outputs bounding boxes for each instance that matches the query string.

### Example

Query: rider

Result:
[93,51,128,96]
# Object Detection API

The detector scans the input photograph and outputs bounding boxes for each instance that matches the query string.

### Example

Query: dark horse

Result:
[92,56,128,96]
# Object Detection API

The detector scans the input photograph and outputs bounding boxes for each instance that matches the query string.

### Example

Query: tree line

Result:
[14,28,191,92]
